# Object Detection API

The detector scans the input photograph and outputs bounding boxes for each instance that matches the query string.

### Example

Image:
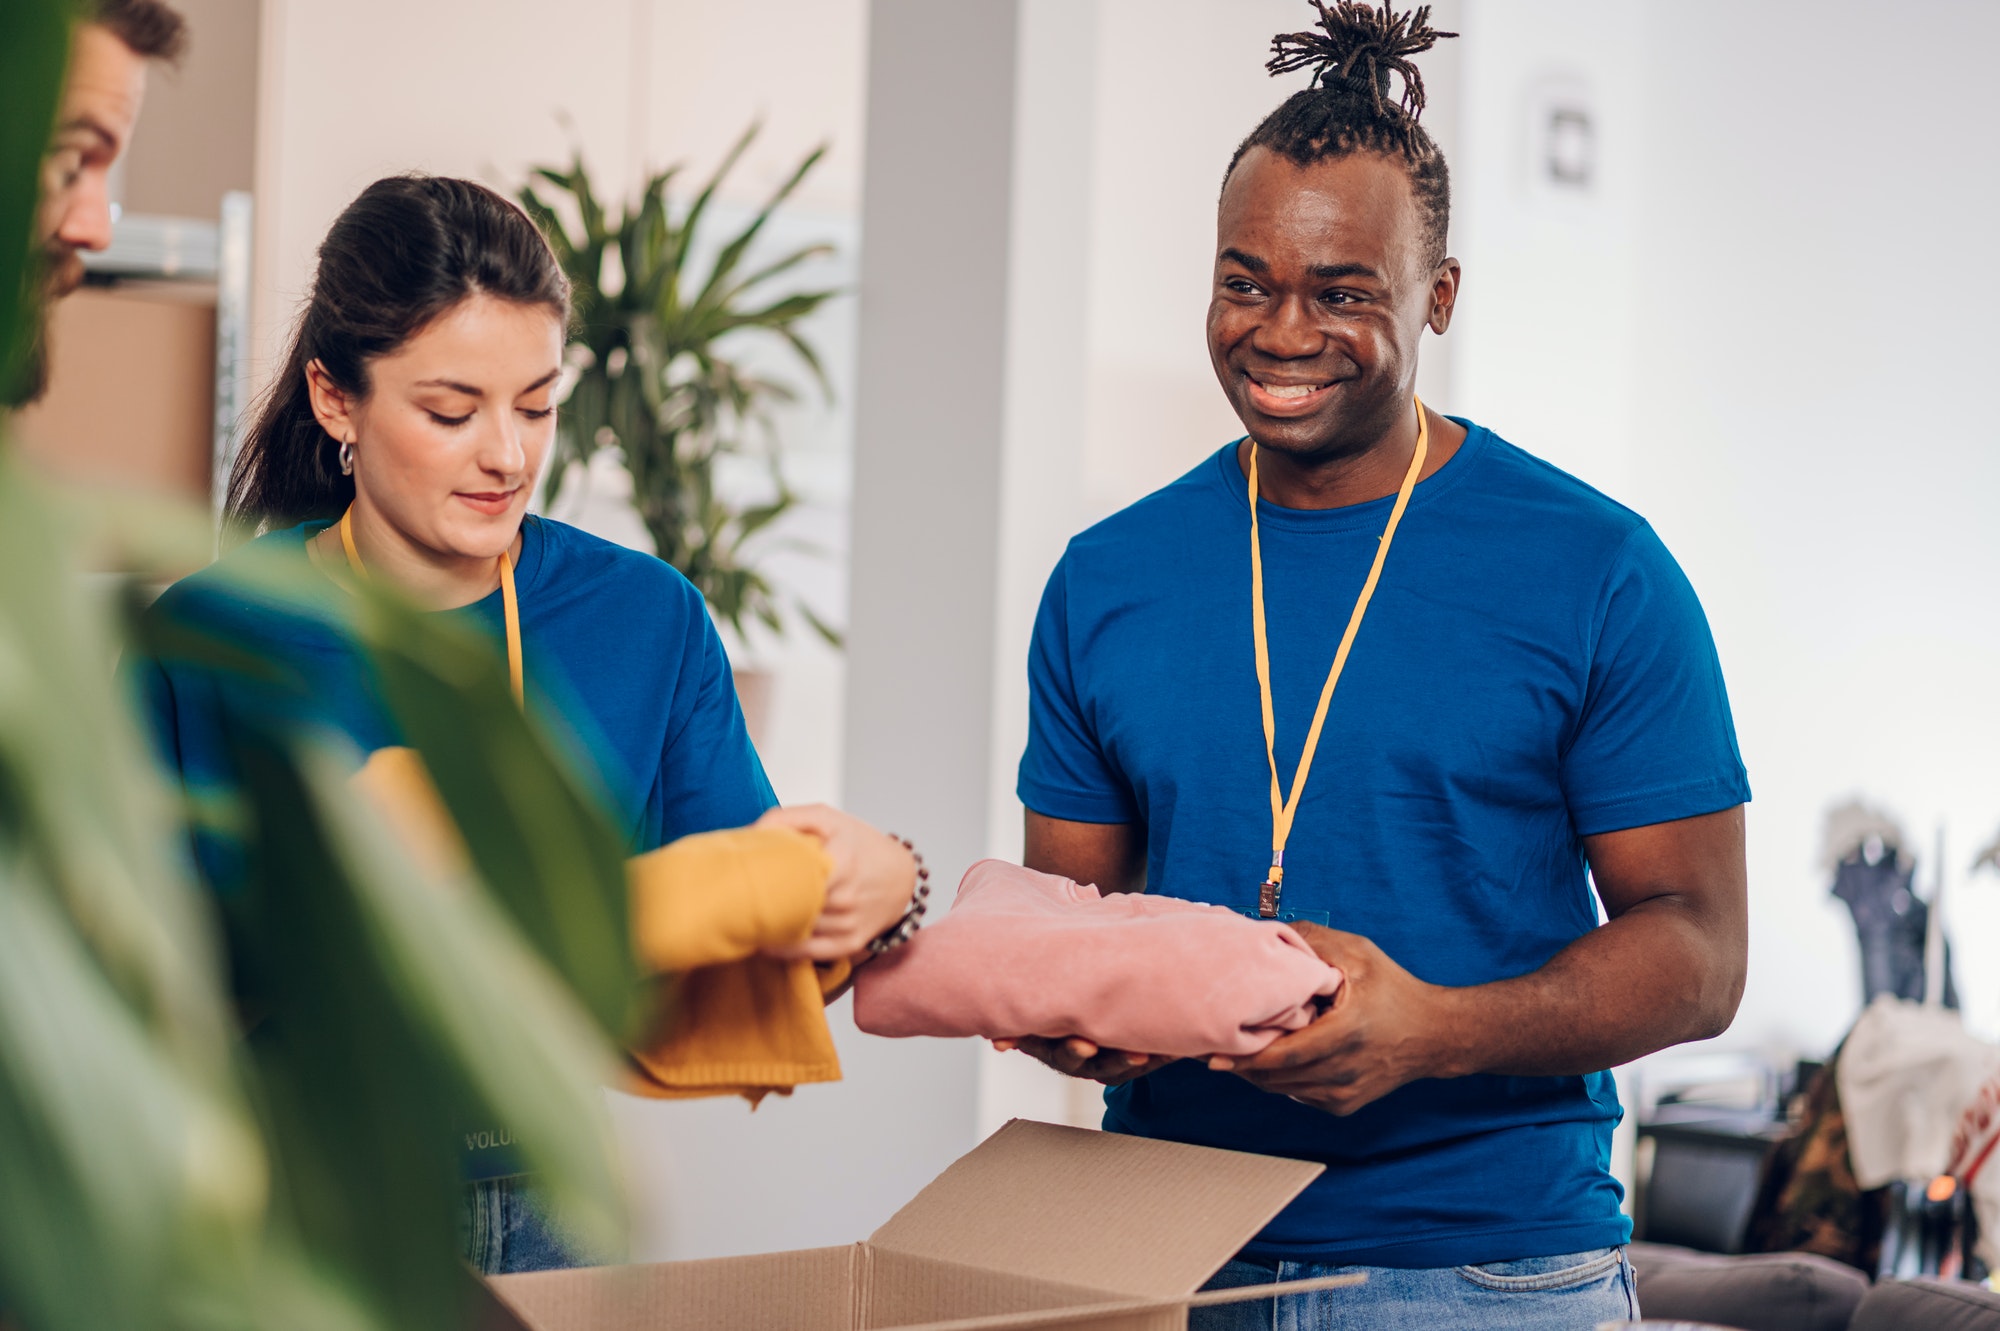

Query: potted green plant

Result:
[520,128,844,658]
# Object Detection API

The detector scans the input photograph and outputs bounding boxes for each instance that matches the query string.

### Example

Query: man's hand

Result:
[1020,809,1746,1101]
[1208,923,1464,1116]
[992,1036,1176,1086]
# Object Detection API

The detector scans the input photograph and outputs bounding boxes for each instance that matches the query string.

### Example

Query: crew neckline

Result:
[1208,416,1490,533]
[290,513,548,612]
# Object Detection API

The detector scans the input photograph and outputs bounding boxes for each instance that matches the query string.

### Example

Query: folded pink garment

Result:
[852,860,1343,1058]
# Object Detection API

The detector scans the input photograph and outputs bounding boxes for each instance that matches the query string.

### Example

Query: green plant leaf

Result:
[713,242,833,307]
[797,601,845,650]
[522,127,843,649]
[227,732,623,1331]
[123,586,296,688]
[0,15,628,1326]
[688,143,826,317]
[176,543,639,1044]
[0,870,265,1331]
[0,0,74,392]
[569,153,609,249]
[730,493,796,543]
[777,327,834,400]
[626,170,678,312]
[516,186,578,275]
[728,289,840,329]
[667,122,759,292]
[353,584,638,1040]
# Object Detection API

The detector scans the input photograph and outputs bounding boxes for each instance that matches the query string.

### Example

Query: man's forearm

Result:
[1427,895,1745,1079]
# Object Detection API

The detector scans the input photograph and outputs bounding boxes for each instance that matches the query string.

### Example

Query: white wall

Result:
[122,0,260,220]
[1450,0,1641,499]
[1448,0,2000,1058]
[253,0,866,352]
[1626,0,2000,1052]
[640,0,868,213]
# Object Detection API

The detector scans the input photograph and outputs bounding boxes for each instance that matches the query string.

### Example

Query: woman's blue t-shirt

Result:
[1018,421,1750,1269]
[139,515,776,888]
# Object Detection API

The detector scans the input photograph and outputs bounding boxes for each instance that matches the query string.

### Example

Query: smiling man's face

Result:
[1207,146,1444,463]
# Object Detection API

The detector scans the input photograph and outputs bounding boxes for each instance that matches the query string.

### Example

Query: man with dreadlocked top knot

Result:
[1005,4,1748,1325]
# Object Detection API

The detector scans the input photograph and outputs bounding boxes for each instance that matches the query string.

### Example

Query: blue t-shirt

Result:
[1018,421,1749,1269]
[139,515,776,889]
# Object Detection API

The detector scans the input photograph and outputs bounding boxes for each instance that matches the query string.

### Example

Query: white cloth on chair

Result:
[1837,994,2000,1189]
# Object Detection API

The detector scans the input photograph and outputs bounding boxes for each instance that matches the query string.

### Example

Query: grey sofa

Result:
[1630,1242,1869,1331]
[1850,1278,2000,1331]
[1629,1242,2000,1331]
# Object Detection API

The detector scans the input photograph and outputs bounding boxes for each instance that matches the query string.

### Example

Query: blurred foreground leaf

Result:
[1,458,633,1331]
[231,733,621,1331]
[190,539,641,1042]
[1,10,631,1326]
[0,457,267,1331]
[360,591,638,1040]
[0,0,73,390]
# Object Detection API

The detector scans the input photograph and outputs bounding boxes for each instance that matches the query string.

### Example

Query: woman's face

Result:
[315,293,564,563]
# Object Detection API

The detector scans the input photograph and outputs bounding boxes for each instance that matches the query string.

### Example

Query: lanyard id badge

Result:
[1237,903,1332,928]
[1246,399,1428,920]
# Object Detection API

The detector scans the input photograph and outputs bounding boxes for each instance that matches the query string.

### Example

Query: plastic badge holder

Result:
[1234,906,1331,927]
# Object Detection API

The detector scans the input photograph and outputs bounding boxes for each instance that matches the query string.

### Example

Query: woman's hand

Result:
[757,804,916,962]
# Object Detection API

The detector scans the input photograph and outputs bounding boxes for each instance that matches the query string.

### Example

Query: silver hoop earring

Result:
[338,438,355,476]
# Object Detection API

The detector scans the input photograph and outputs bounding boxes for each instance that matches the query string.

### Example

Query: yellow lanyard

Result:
[1250,397,1429,918]
[338,507,525,707]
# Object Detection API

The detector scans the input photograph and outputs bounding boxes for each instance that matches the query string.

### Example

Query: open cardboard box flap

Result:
[486,1120,1327,1330]
[870,1120,1320,1300]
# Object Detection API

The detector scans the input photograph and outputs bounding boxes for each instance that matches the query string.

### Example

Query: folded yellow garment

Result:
[350,748,845,1105]
[628,824,831,971]
[624,956,848,1105]
[624,827,845,1104]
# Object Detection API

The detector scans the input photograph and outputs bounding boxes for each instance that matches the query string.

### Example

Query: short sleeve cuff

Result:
[1017,776,1139,826]
[1569,772,1751,838]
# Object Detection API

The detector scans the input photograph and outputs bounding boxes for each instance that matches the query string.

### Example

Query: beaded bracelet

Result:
[867,835,932,955]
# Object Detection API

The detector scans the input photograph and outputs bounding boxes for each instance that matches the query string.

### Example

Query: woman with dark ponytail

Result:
[138,175,924,1276]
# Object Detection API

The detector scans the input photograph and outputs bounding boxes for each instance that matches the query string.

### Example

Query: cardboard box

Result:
[485,1119,1363,1330]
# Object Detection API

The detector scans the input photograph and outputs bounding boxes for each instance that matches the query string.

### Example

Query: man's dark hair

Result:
[1224,2,1456,266]
[225,175,572,531]
[92,0,189,65]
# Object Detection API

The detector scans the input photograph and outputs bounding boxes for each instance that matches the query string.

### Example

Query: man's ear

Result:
[1428,259,1462,335]
[305,359,358,443]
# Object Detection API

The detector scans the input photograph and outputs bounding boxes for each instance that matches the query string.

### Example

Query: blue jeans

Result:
[460,1176,592,1275]
[1196,1248,1638,1330]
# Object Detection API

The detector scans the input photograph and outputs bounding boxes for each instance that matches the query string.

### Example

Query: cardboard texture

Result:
[14,283,218,509]
[489,1119,1334,1330]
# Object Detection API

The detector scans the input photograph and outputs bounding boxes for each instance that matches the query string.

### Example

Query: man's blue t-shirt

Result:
[1018,421,1749,1269]
[139,515,776,887]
